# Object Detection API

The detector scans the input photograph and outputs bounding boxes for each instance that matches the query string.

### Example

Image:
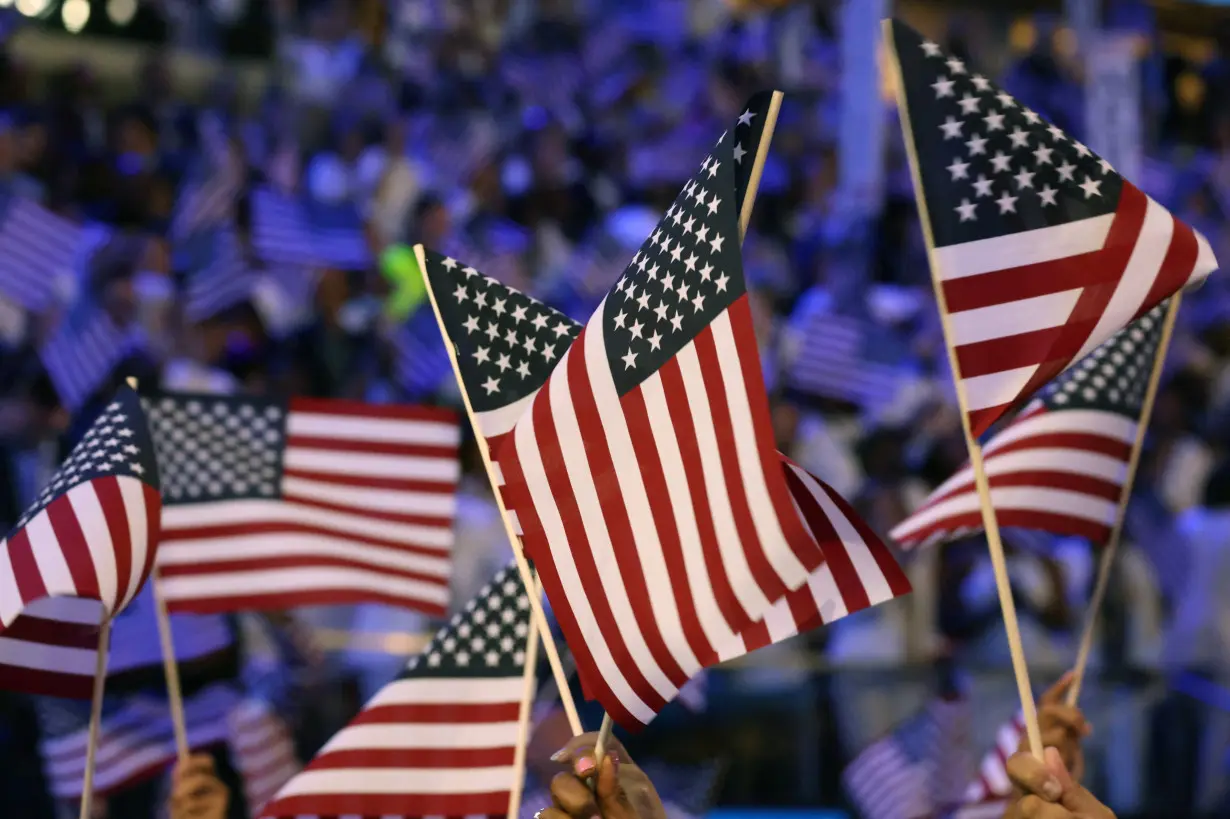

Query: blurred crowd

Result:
[0,0,1229,817]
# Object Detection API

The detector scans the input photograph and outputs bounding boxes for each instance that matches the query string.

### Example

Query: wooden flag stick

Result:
[1067,294,1182,706]
[594,90,783,762]
[126,376,190,763]
[881,19,1044,759]
[415,243,584,737]
[507,574,544,819]
[78,619,112,819]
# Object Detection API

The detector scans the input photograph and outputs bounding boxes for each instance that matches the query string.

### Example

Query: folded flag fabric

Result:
[39,300,141,414]
[184,228,262,322]
[0,386,161,698]
[891,301,1169,549]
[259,561,532,818]
[947,713,1025,819]
[783,307,904,415]
[143,392,461,616]
[0,191,83,312]
[251,187,371,272]
[885,20,1216,439]
[36,682,241,800]
[228,698,301,817]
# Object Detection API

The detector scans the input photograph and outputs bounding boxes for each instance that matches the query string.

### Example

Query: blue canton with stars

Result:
[402,561,531,678]
[13,386,159,532]
[603,92,775,397]
[1038,300,1167,417]
[421,248,580,414]
[891,20,1122,248]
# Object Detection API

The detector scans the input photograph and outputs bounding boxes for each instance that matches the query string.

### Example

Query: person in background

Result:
[167,755,230,819]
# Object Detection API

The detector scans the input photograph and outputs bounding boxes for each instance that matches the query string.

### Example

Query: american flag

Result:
[947,713,1024,819]
[886,20,1216,439]
[422,230,910,729]
[184,228,261,322]
[36,682,241,800]
[0,192,83,312]
[0,387,161,698]
[38,299,138,414]
[783,308,905,414]
[259,561,533,818]
[143,392,461,616]
[488,94,903,728]
[169,126,245,241]
[251,187,371,272]
[228,698,301,817]
[890,301,1169,549]
[843,698,972,819]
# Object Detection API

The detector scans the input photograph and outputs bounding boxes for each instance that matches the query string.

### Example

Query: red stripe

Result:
[816,478,912,600]
[942,248,1126,313]
[281,492,455,529]
[623,381,718,669]
[7,525,49,606]
[727,299,822,571]
[44,494,99,601]
[985,430,1133,461]
[694,325,786,609]
[568,335,690,692]
[0,663,93,699]
[93,477,133,608]
[160,520,449,559]
[899,509,1110,547]
[264,790,507,817]
[308,746,515,769]
[497,437,640,730]
[157,554,447,588]
[165,588,447,616]
[288,397,459,423]
[1138,190,1199,315]
[351,701,521,725]
[282,467,458,494]
[0,613,99,646]
[784,467,870,612]
[287,435,459,459]
[657,358,748,638]
[137,483,162,604]
[926,469,1123,508]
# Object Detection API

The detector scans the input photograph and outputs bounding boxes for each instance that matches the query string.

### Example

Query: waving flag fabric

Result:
[39,304,138,413]
[227,699,301,817]
[184,228,261,322]
[885,20,1216,438]
[422,230,910,729]
[0,387,161,697]
[892,302,1169,549]
[260,562,532,818]
[144,392,460,616]
[948,714,1025,819]
[0,192,83,312]
[251,187,370,272]
[490,95,858,729]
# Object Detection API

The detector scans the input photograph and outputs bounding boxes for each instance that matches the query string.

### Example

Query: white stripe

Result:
[65,484,116,613]
[490,461,505,487]
[0,635,96,674]
[899,486,1117,536]
[918,446,1129,510]
[476,393,537,438]
[276,767,514,797]
[512,348,654,724]
[287,412,460,447]
[116,476,152,612]
[982,410,1137,454]
[157,534,450,578]
[283,475,457,518]
[162,500,454,550]
[0,537,22,626]
[934,214,1114,280]
[157,567,449,607]
[1194,229,1217,284]
[284,447,460,484]
[321,721,518,752]
[1072,196,1171,363]
[26,509,77,599]
[585,319,700,681]
[545,328,675,703]
[962,365,1038,413]
[710,311,810,592]
[22,596,105,623]
[675,342,771,620]
[367,677,524,706]
[639,375,742,662]
[949,289,1081,346]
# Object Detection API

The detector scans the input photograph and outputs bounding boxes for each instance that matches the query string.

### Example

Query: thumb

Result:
[595,755,632,818]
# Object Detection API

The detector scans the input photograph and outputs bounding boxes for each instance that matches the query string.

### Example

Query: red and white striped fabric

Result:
[954,712,1024,817]
[38,683,240,799]
[146,394,461,616]
[888,21,1216,439]
[229,699,301,816]
[0,388,162,698]
[891,301,1170,549]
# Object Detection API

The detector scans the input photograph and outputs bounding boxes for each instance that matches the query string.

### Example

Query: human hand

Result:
[1021,671,1091,782]
[537,732,667,819]
[1003,747,1115,818]
[168,754,229,819]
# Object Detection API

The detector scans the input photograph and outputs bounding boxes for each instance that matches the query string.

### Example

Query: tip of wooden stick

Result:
[125,377,138,389]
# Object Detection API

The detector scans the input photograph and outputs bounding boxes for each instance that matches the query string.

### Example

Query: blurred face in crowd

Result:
[0,126,17,175]
[419,202,451,246]
[315,269,349,324]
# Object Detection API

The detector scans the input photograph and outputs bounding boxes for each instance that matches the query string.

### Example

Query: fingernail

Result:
[1042,777,1062,801]
[574,755,596,776]
[550,749,568,762]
